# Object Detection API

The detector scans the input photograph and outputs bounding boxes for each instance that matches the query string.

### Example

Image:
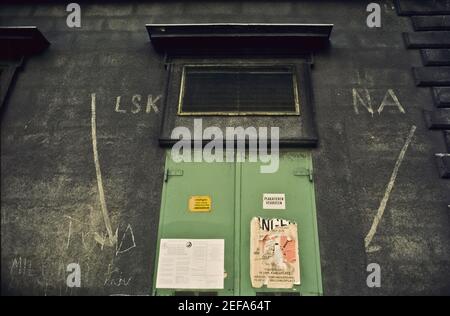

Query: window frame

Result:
[176,63,301,116]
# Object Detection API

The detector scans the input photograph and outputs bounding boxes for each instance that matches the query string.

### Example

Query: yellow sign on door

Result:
[188,196,212,212]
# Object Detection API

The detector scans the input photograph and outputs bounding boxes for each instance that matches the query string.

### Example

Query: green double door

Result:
[153,151,322,296]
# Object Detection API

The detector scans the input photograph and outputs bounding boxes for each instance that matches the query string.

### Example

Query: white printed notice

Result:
[156,239,224,289]
[263,193,286,210]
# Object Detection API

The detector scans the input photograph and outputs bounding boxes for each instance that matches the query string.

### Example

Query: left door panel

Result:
[153,152,236,295]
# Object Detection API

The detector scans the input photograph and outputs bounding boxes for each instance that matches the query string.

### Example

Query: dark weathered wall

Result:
[1,0,449,295]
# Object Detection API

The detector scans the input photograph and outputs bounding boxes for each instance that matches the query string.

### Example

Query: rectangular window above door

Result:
[178,65,300,116]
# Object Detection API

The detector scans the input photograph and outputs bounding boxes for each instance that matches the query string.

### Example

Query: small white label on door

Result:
[263,193,286,210]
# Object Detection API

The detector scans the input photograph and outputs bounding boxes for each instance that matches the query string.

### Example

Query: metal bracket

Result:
[164,168,183,182]
[293,168,313,182]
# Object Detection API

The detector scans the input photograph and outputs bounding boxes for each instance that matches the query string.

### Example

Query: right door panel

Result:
[239,151,323,296]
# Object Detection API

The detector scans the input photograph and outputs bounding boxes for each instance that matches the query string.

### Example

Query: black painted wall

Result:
[1,1,449,295]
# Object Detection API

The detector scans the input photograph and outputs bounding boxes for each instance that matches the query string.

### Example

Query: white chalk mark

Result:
[91,93,116,246]
[353,88,374,116]
[364,125,417,253]
[146,94,161,113]
[377,89,405,114]
[81,232,88,251]
[66,219,72,250]
[64,215,82,223]
[116,224,136,256]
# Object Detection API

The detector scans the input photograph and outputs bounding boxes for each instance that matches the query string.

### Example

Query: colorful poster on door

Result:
[250,217,300,288]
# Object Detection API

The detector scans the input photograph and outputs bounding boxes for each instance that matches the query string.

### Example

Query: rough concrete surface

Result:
[1,1,449,295]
